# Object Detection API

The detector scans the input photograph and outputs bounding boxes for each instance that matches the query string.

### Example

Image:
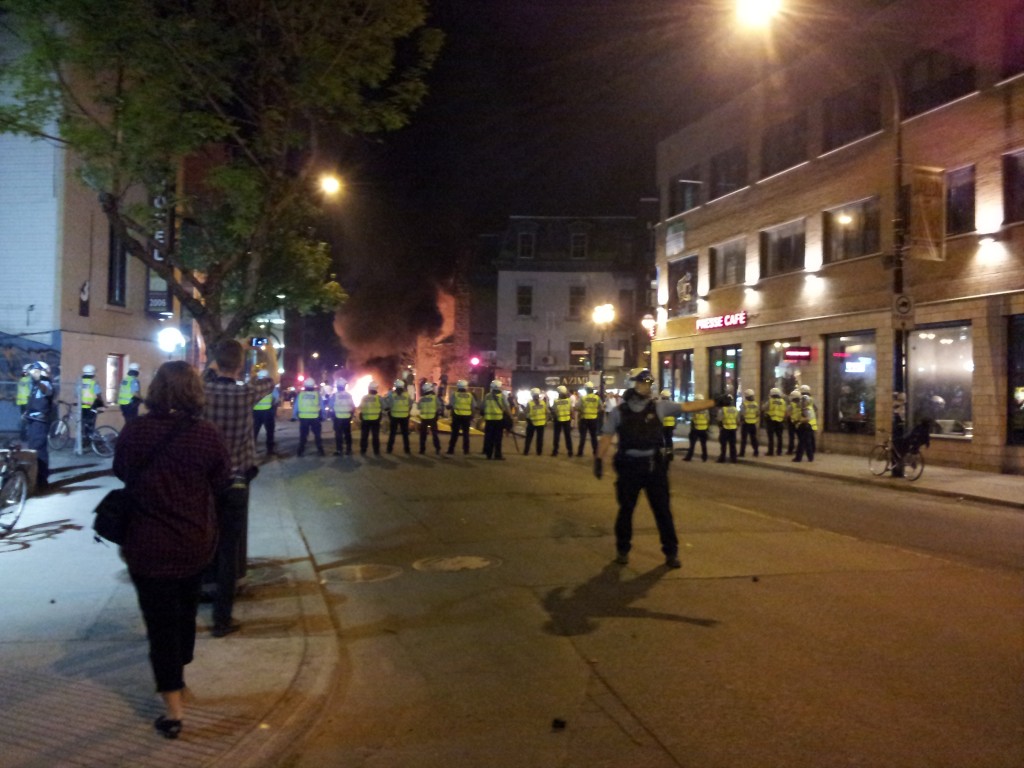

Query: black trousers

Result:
[447,415,472,454]
[131,570,203,692]
[298,418,323,454]
[26,419,49,486]
[577,418,599,456]
[524,422,545,455]
[121,400,141,424]
[212,484,248,628]
[786,421,798,454]
[794,424,816,461]
[387,416,411,453]
[766,420,784,455]
[253,409,276,452]
[551,421,573,455]
[718,427,737,462]
[483,419,505,458]
[333,417,352,453]
[419,418,441,453]
[613,455,678,557]
[684,427,708,461]
[739,422,759,456]
[360,418,381,455]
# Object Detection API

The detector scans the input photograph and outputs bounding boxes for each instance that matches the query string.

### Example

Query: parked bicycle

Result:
[0,441,30,535]
[47,400,119,457]
[868,424,930,481]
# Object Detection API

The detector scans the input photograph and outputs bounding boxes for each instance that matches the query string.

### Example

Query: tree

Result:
[0,0,442,347]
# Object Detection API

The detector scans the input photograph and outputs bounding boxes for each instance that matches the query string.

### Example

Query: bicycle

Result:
[47,400,119,457]
[0,441,30,535]
[868,425,929,481]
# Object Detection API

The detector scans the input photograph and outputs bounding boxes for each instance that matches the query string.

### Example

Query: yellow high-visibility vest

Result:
[720,406,738,430]
[554,398,571,422]
[742,400,759,424]
[580,393,600,419]
[418,394,438,419]
[390,392,412,418]
[361,394,382,420]
[528,400,548,426]
[691,411,709,430]
[296,390,320,419]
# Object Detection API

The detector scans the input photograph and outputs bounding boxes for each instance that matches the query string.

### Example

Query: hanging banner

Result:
[908,165,946,261]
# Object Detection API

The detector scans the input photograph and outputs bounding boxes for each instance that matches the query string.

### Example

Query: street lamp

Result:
[592,303,616,398]
[319,174,343,196]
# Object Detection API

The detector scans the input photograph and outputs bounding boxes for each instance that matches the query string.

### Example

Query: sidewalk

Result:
[0,424,1018,767]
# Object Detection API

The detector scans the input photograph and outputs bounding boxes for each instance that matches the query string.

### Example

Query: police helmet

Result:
[585,384,594,392]
[801,394,812,403]
[800,384,811,394]
[128,362,140,373]
[744,388,755,398]
[628,368,654,383]
[394,379,405,390]
[82,364,96,376]
[456,379,468,389]
[368,380,379,392]
[421,381,434,394]
[557,385,568,395]
[660,389,672,398]
[303,377,316,389]
[530,387,541,396]
[490,380,502,390]
[770,387,782,397]
[22,363,30,374]
[790,389,800,400]
[336,377,347,389]
[30,361,50,375]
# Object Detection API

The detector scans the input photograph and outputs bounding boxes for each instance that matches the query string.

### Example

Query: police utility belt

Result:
[615,448,668,471]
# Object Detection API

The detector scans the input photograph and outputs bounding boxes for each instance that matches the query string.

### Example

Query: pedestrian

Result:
[80,364,105,441]
[659,388,677,460]
[384,379,413,454]
[764,387,787,456]
[738,388,760,458]
[446,379,477,455]
[593,368,710,568]
[202,339,275,638]
[550,385,574,457]
[793,393,818,462]
[716,393,738,463]
[252,369,280,456]
[23,361,53,490]
[359,380,384,456]
[16,363,30,440]
[682,393,710,462]
[293,377,325,456]
[522,387,550,456]
[786,389,801,455]
[329,377,355,456]
[575,384,602,457]
[118,362,144,424]
[416,381,443,455]
[114,360,231,740]
[482,380,512,459]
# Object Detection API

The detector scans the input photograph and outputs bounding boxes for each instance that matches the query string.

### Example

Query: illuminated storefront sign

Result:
[783,346,813,362]
[696,310,748,331]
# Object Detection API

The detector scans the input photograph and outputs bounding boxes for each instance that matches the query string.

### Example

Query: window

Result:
[517,232,535,259]
[659,350,694,403]
[761,112,807,178]
[824,332,876,434]
[105,354,123,405]
[760,220,805,277]
[1009,315,1024,445]
[568,286,586,320]
[824,197,881,263]
[107,225,128,307]
[760,339,804,403]
[946,165,975,236]
[569,232,588,260]
[569,341,590,369]
[708,345,742,403]
[515,340,532,369]
[823,79,881,152]
[618,289,634,319]
[908,324,973,438]
[709,146,747,201]
[1004,150,1024,224]
[1002,2,1024,78]
[902,43,976,118]
[709,239,746,289]
[669,166,702,215]
[516,285,533,316]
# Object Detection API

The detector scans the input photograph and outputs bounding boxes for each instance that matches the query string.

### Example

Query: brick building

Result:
[652,0,1024,473]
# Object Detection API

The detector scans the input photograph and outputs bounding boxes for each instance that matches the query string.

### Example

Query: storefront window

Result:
[825,332,876,434]
[709,345,742,403]
[658,351,694,401]
[1008,315,1024,445]
[908,323,973,437]
[760,339,803,401]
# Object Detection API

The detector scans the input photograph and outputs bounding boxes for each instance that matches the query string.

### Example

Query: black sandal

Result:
[154,715,182,739]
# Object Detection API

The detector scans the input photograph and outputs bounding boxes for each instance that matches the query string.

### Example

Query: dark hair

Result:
[145,361,206,417]
[213,339,245,373]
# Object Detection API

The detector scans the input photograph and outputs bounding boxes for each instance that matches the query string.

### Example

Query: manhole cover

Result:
[412,555,501,572]
[321,564,404,583]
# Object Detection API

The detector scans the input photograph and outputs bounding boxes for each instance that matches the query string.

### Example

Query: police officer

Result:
[522,387,550,456]
[716,393,738,463]
[764,387,787,456]
[786,389,801,455]
[659,389,677,460]
[252,369,280,456]
[594,368,705,569]
[118,362,143,423]
[24,361,54,490]
[575,384,602,457]
[385,379,413,454]
[682,394,710,462]
[481,380,512,460]
[293,377,324,456]
[329,377,355,456]
[359,380,384,456]
[80,364,105,441]
[16,363,31,440]
[738,388,760,458]
[417,381,443,455]
[793,393,817,462]
[446,379,477,456]
[550,385,574,457]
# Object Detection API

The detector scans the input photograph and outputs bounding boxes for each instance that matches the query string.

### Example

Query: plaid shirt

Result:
[203,372,275,476]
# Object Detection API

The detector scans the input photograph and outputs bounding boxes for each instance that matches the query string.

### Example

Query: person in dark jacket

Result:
[114,361,231,740]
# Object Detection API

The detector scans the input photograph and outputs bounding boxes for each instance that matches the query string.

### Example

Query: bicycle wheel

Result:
[0,470,28,533]
[904,450,925,481]
[91,425,119,458]
[868,445,890,476]
[48,418,71,451]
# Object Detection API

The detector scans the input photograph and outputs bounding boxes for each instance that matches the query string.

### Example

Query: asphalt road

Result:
[263,445,1023,768]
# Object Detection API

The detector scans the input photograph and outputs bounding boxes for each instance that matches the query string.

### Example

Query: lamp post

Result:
[641,313,656,368]
[592,303,616,398]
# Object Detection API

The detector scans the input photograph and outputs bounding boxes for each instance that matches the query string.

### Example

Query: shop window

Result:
[1008,315,1024,445]
[946,165,975,236]
[669,166,702,215]
[761,112,807,178]
[516,285,533,316]
[659,350,694,403]
[709,345,742,403]
[760,339,804,402]
[709,239,746,289]
[908,324,973,437]
[824,332,876,434]
[823,78,881,152]
[1004,150,1024,224]
[824,197,881,264]
[760,219,805,277]
[709,146,747,201]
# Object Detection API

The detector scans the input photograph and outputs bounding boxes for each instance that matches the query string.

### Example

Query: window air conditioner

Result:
[540,355,555,366]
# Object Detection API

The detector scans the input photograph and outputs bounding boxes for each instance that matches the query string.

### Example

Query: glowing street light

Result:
[319,174,343,196]
[156,326,186,357]
[736,0,782,28]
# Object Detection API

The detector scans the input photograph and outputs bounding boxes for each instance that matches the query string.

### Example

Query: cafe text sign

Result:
[696,310,748,332]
